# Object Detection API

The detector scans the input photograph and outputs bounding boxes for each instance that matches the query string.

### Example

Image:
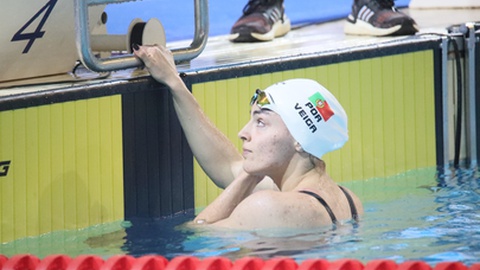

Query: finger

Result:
[132,44,145,58]
[133,48,155,69]
[133,45,156,64]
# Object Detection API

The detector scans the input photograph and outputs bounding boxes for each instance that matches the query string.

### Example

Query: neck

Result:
[273,154,326,191]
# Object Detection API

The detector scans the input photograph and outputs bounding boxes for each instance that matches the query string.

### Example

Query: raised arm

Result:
[133,45,243,188]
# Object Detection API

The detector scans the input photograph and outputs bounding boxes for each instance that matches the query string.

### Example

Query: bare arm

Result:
[194,171,263,224]
[133,45,243,188]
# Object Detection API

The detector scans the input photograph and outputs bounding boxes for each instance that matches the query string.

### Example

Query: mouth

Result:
[242,148,252,157]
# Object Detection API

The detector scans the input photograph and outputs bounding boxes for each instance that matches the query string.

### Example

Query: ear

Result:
[294,141,304,153]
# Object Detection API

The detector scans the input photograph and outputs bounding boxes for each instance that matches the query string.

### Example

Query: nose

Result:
[238,122,251,142]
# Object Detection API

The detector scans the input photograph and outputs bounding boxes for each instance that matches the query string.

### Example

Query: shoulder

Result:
[213,190,334,229]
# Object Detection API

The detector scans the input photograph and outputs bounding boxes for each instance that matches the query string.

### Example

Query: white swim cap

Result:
[251,78,348,159]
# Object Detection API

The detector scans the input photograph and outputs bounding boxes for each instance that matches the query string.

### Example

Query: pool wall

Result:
[0,36,456,243]
[0,96,125,242]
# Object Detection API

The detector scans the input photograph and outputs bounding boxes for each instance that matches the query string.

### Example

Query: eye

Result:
[256,118,265,127]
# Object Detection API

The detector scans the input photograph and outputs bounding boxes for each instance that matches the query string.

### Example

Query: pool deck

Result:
[0,8,479,96]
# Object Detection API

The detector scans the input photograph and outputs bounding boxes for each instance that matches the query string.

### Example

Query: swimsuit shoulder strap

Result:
[298,190,338,224]
[338,185,359,222]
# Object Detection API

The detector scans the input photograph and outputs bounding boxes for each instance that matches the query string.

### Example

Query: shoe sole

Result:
[229,16,292,42]
[344,17,419,36]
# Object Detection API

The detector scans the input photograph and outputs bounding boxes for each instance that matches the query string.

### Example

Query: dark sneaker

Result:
[344,0,419,36]
[229,0,291,42]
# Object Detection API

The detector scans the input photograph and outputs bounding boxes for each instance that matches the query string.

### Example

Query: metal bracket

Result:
[74,0,209,72]
[464,22,478,169]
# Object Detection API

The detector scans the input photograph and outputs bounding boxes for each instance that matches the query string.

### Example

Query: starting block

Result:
[1,0,209,86]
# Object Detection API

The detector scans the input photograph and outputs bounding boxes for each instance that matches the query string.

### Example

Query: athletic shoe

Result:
[344,0,419,36]
[229,0,291,42]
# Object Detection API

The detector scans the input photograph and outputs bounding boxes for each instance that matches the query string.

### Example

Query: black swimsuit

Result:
[299,186,359,224]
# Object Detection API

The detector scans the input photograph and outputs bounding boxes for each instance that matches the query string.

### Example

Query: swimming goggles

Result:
[249,89,271,107]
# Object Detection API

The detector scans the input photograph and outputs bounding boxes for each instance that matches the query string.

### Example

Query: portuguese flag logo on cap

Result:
[309,92,334,121]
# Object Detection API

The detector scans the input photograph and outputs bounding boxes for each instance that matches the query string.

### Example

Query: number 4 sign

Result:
[0,1,106,83]
[11,0,58,54]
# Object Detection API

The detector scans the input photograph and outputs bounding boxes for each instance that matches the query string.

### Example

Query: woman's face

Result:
[238,104,297,177]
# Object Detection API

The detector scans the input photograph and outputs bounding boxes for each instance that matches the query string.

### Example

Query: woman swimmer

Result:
[133,44,363,229]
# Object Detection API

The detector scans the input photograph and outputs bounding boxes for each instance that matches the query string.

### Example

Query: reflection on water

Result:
[1,167,480,266]
[180,223,361,260]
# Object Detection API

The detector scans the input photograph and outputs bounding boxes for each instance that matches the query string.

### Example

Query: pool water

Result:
[1,167,479,266]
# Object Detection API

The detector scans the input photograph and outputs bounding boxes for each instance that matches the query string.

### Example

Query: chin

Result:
[242,163,257,174]
[243,163,267,177]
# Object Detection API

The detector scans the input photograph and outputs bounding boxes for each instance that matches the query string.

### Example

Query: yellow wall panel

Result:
[63,102,76,230]
[343,60,364,180]
[25,107,40,238]
[403,53,417,171]
[111,98,124,217]
[75,100,88,229]
[380,56,396,177]
[393,54,408,173]
[192,50,437,208]
[0,95,124,243]
[99,98,114,224]
[50,103,65,232]
[38,105,52,235]
[87,98,101,226]
[13,109,27,239]
[324,64,350,181]
[371,58,384,176]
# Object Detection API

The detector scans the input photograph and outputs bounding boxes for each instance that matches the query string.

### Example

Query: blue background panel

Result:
[104,0,410,42]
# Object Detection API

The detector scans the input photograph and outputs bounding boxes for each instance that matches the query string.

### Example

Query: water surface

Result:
[1,167,479,266]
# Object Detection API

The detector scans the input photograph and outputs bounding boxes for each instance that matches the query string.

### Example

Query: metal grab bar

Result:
[74,0,209,72]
